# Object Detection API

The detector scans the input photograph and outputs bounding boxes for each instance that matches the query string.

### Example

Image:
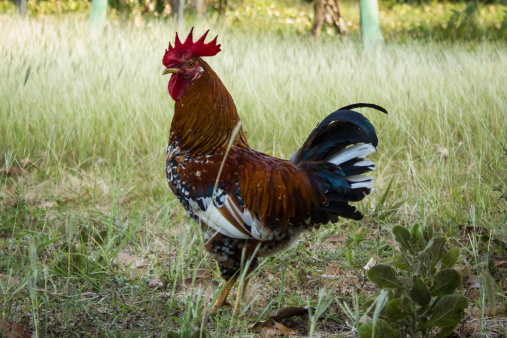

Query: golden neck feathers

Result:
[169,60,249,154]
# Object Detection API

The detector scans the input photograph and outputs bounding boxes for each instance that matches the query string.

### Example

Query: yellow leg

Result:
[233,276,251,316]
[211,275,238,313]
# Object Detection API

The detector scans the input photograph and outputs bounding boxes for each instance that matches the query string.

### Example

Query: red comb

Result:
[163,28,221,67]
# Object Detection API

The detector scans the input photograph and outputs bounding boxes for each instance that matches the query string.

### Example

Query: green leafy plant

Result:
[359,224,468,338]
[444,0,480,40]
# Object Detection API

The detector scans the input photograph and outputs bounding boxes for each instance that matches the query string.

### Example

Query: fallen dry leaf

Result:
[35,191,89,209]
[203,283,215,303]
[35,201,58,209]
[0,274,20,286]
[149,277,163,287]
[457,224,488,236]
[183,269,218,288]
[362,256,377,271]
[495,259,507,269]
[251,306,309,332]
[61,190,89,205]
[466,276,480,291]
[324,235,348,248]
[254,318,298,336]
[117,253,135,265]
[359,313,370,324]
[324,264,343,278]
[0,316,30,338]
[116,253,147,268]
[119,193,136,204]
[0,167,24,177]
[19,158,35,168]
[435,143,449,158]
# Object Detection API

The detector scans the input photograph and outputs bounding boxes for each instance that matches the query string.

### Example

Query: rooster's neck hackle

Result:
[169,60,249,154]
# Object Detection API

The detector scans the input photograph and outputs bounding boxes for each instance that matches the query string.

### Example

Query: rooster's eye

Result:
[187,62,195,68]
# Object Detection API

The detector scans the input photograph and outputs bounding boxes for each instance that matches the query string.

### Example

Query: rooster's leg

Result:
[233,275,251,315]
[211,275,238,313]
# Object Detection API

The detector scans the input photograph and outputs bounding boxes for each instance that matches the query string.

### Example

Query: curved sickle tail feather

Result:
[291,103,387,222]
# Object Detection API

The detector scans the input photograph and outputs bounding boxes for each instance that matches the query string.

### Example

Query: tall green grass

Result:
[1,18,505,225]
[0,17,506,335]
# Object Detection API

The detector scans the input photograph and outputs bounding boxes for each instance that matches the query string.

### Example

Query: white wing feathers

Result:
[189,195,266,240]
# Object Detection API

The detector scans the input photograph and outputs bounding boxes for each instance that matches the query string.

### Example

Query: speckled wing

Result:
[167,144,321,241]
[166,145,272,241]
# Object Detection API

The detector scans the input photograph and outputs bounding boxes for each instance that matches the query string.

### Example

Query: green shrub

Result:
[359,224,468,338]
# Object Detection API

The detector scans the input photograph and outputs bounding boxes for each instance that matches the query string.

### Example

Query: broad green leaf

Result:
[358,319,399,338]
[421,233,442,255]
[410,275,431,307]
[410,223,421,245]
[367,264,404,289]
[386,297,411,322]
[422,226,434,243]
[478,234,490,243]
[393,252,410,270]
[429,237,447,269]
[422,295,468,329]
[399,296,413,313]
[440,247,460,269]
[430,268,462,297]
[392,226,411,251]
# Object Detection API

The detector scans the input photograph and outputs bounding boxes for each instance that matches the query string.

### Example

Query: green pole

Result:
[89,0,108,34]
[360,0,383,50]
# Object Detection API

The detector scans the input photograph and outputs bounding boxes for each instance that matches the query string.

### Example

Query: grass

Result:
[1,16,506,336]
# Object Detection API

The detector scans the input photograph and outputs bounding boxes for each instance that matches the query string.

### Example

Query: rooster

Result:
[162,29,386,313]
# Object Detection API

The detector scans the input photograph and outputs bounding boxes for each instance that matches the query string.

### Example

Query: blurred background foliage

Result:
[0,0,505,41]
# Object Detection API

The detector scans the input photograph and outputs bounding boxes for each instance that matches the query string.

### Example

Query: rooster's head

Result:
[162,28,221,101]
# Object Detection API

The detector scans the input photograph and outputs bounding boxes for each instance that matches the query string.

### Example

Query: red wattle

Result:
[168,74,192,102]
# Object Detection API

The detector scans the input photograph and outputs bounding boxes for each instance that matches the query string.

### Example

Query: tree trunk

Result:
[14,0,27,17]
[312,0,325,39]
[327,0,348,36]
[172,0,184,24]
[191,0,204,17]
[218,0,230,17]
[312,0,348,39]
[89,0,108,34]
[360,0,383,49]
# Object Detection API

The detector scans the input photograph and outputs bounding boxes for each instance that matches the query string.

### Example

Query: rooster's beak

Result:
[162,68,181,75]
